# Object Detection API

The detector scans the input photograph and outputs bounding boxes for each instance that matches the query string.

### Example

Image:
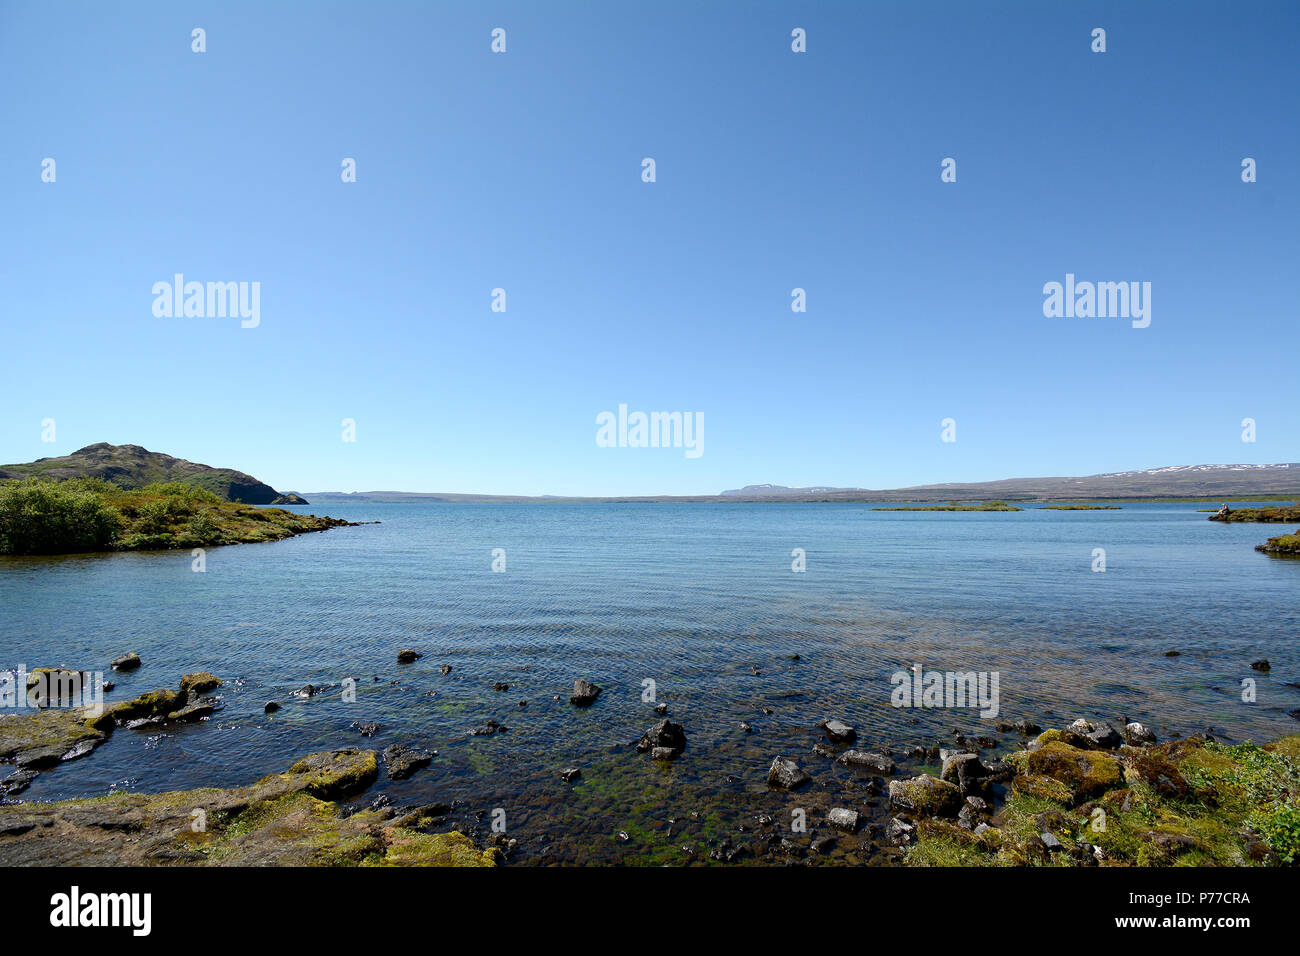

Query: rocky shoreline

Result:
[3,654,1297,866]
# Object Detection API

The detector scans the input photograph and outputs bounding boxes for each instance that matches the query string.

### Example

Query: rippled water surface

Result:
[2,502,1297,863]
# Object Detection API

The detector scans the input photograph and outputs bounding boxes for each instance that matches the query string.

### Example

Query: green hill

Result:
[0,443,280,504]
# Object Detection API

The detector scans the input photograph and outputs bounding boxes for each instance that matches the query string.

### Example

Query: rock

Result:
[885,817,916,846]
[653,703,668,716]
[1164,650,1181,657]
[1251,659,1270,672]
[940,751,991,794]
[957,795,989,830]
[812,742,836,758]
[837,750,895,773]
[1066,718,1122,749]
[569,679,602,706]
[821,719,857,743]
[1041,830,1063,852]
[1027,741,1123,804]
[995,718,1042,735]
[492,682,509,692]
[102,681,114,692]
[89,689,183,729]
[264,701,280,713]
[355,722,380,737]
[888,774,962,817]
[739,721,753,734]
[293,685,318,699]
[110,653,141,671]
[560,768,581,783]
[439,664,452,675]
[650,747,679,761]
[179,672,221,696]
[0,769,37,796]
[382,744,433,780]
[396,650,421,664]
[469,720,507,736]
[809,833,836,854]
[636,719,686,757]
[767,756,811,790]
[167,702,214,723]
[1124,721,1157,746]
[827,808,860,833]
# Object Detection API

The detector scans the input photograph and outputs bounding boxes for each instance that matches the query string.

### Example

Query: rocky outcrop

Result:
[0,748,496,867]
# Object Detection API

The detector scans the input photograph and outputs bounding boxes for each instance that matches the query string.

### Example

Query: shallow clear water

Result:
[2,502,1297,863]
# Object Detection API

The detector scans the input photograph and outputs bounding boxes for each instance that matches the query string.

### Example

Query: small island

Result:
[873,501,1022,512]
[1038,504,1122,510]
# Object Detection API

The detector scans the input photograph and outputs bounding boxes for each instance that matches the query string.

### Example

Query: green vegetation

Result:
[1256,529,1300,556]
[1039,504,1121,511]
[0,477,348,555]
[874,500,1023,512]
[907,732,1300,867]
[1209,502,1300,523]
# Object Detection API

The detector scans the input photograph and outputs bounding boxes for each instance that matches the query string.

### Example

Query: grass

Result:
[0,477,347,555]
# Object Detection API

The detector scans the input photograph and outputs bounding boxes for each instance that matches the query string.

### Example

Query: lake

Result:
[2,501,1297,863]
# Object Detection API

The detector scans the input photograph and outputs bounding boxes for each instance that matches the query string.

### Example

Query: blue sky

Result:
[2,1,1296,496]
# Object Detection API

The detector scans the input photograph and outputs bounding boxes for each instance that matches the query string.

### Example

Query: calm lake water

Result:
[2,502,1297,863]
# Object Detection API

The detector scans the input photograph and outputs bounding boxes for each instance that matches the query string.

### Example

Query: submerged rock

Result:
[396,649,421,664]
[264,701,281,713]
[767,756,811,790]
[637,719,686,758]
[570,679,602,706]
[837,750,895,773]
[383,744,433,780]
[827,807,860,833]
[560,768,581,783]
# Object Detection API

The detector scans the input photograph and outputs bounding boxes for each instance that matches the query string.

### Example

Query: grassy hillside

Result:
[0,477,349,555]
[0,443,280,503]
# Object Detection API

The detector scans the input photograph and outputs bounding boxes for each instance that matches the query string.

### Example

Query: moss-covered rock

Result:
[179,672,222,696]
[1027,741,1122,804]
[0,710,106,768]
[0,748,493,868]
[888,774,963,817]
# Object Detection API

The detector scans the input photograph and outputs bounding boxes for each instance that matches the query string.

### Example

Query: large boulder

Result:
[1027,741,1123,804]
[888,774,962,817]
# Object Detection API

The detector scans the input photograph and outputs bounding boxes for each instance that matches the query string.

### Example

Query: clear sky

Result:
[2,1,1296,496]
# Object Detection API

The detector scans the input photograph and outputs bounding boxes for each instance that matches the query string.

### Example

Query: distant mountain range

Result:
[307,463,1300,503]
[4,445,1295,505]
[716,464,1300,502]
[0,443,286,504]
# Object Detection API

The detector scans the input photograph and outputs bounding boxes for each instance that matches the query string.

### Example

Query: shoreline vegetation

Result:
[1207,502,1300,523]
[0,477,357,556]
[873,501,1023,512]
